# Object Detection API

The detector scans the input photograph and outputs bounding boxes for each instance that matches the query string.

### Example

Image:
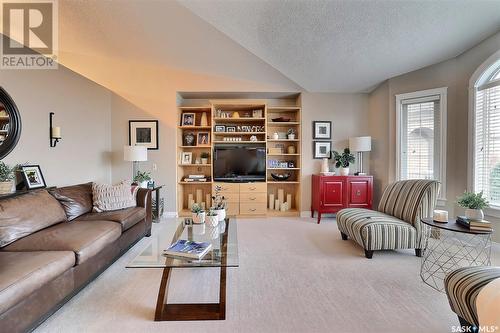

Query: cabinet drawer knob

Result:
[250,208,256,211]
[356,190,361,196]
[249,197,256,200]
[249,187,257,190]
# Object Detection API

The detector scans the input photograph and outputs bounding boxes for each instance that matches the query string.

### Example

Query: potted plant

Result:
[206,209,219,227]
[200,152,209,164]
[133,171,151,188]
[191,203,206,224]
[0,161,14,194]
[457,191,489,221]
[287,128,296,140]
[333,148,355,176]
[212,185,227,221]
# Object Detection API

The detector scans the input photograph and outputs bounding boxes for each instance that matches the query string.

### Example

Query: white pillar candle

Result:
[274,199,280,211]
[433,210,448,223]
[196,189,203,204]
[52,127,61,138]
[286,194,292,210]
[278,189,284,206]
[269,194,275,210]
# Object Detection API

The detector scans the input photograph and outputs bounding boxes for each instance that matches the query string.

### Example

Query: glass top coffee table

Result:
[127,217,238,321]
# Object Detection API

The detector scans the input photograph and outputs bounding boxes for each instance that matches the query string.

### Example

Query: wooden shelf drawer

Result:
[240,183,266,193]
[213,183,240,193]
[226,204,239,216]
[240,192,267,203]
[240,202,266,215]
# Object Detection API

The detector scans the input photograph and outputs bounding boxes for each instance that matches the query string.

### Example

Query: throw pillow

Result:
[92,181,138,212]
[50,182,93,221]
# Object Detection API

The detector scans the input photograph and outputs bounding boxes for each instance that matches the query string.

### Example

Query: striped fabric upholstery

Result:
[337,208,417,250]
[445,266,500,326]
[336,179,440,253]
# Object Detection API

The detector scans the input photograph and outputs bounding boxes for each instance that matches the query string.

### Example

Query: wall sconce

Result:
[49,112,61,147]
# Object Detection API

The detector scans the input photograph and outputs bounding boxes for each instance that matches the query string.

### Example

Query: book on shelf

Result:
[456,216,492,231]
[183,177,207,182]
[163,239,212,260]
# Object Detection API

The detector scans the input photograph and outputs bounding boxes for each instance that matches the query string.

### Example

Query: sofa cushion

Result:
[92,181,137,212]
[3,220,121,265]
[0,251,75,314]
[337,208,418,251]
[0,190,67,248]
[50,183,93,221]
[76,207,146,231]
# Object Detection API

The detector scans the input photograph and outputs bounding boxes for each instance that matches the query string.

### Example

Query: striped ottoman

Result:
[336,179,440,259]
[445,266,500,328]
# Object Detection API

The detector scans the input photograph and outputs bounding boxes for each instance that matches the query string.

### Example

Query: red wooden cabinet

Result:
[311,175,373,224]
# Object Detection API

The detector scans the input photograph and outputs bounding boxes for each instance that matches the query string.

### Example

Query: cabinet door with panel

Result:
[322,179,345,208]
[346,177,372,209]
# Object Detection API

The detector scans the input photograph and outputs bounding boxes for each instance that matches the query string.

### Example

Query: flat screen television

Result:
[213,145,266,182]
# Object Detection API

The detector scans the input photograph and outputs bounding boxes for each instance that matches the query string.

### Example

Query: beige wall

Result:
[368,31,500,241]
[301,93,369,212]
[0,66,112,186]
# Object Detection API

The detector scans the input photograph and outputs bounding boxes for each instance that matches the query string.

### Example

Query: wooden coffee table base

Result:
[154,265,227,321]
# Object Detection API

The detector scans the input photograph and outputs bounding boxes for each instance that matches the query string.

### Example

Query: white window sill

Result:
[484,207,500,219]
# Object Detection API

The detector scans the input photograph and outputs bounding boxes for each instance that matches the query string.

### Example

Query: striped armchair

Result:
[445,266,500,329]
[336,179,440,259]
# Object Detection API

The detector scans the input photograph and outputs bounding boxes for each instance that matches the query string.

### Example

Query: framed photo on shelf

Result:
[180,152,192,165]
[313,141,332,159]
[313,121,332,139]
[181,113,195,126]
[20,165,46,189]
[215,125,226,132]
[226,126,236,132]
[129,120,159,150]
[197,132,210,146]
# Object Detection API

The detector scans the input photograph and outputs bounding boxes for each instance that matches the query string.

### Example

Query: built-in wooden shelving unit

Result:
[177,96,301,218]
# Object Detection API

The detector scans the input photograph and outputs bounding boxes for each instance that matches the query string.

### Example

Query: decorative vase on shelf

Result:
[339,167,349,176]
[201,158,208,164]
[465,209,484,221]
[140,181,149,189]
[215,208,226,222]
[272,133,279,140]
[200,112,208,126]
[288,134,295,140]
[0,181,13,194]
[287,146,296,154]
[321,158,329,174]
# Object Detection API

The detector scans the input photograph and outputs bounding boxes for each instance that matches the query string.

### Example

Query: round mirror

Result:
[0,87,21,159]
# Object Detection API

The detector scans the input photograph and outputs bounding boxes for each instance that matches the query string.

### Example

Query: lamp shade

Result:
[349,136,372,152]
[124,145,147,161]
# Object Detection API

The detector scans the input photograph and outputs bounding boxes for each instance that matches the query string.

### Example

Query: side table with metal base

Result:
[420,218,492,292]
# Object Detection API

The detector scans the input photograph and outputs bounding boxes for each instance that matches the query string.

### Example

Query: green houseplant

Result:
[0,162,15,194]
[200,152,209,164]
[133,171,151,188]
[333,148,355,176]
[212,184,227,222]
[191,203,206,224]
[457,191,489,221]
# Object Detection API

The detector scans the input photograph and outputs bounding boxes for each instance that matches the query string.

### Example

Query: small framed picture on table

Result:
[313,141,332,159]
[20,165,46,189]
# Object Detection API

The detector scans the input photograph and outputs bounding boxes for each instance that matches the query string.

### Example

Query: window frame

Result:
[468,50,500,217]
[395,87,448,203]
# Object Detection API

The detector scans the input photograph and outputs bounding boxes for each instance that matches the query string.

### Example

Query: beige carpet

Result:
[34,217,500,333]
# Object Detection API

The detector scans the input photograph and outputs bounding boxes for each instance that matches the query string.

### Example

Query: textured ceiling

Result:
[180,0,500,92]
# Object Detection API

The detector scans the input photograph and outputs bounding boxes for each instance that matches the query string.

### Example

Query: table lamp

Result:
[124,146,147,181]
[349,136,371,175]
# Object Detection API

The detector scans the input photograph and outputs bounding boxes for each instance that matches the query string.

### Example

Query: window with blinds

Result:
[396,87,447,200]
[474,74,500,206]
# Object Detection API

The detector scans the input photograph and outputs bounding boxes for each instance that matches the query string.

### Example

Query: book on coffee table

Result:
[456,216,492,232]
[163,239,212,260]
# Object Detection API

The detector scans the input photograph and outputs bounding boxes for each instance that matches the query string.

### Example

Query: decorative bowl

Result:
[271,117,291,122]
[271,173,291,181]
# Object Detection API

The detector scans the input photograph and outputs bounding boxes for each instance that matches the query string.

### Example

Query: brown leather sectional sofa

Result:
[0,183,152,333]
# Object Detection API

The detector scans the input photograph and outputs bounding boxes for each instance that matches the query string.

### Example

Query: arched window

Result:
[470,52,500,209]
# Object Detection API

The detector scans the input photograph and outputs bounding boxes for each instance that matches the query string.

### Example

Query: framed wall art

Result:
[313,121,332,140]
[129,120,159,150]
